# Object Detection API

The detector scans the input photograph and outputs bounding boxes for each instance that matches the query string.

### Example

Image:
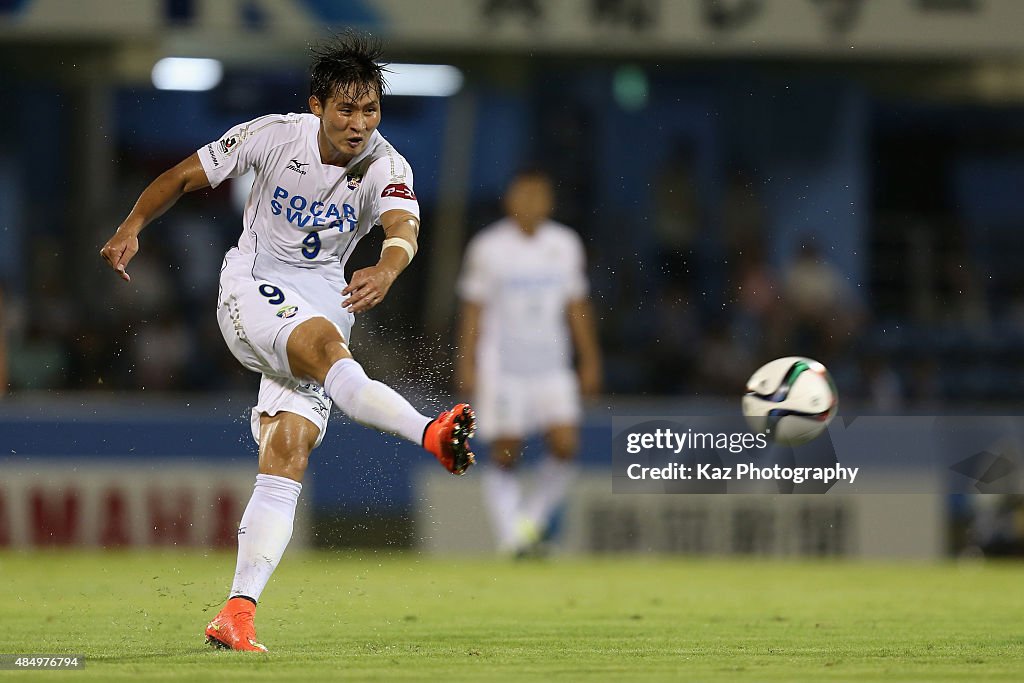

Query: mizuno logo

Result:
[286,159,309,175]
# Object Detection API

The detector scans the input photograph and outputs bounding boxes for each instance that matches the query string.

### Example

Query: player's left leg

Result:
[474,375,533,553]
[207,411,319,652]
[518,424,580,548]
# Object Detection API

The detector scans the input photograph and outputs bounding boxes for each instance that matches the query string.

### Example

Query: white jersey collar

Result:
[500,216,550,240]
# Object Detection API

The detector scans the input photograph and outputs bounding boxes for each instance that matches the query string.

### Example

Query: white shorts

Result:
[216,249,355,447]
[474,370,581,441]
[249,375,332,448]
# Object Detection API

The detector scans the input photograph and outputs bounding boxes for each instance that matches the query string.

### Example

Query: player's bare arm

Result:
[342,208,419,313]
[99,153,210,282]
[455,301,482,396]
[568,298,602,397]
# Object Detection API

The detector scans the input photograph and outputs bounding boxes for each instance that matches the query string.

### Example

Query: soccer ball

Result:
[742,356,838,446]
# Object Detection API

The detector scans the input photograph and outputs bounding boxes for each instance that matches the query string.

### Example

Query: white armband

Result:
[381,237,417,264]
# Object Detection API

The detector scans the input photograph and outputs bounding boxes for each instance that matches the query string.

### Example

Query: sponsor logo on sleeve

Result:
[276,304,299,319]
[206,144,221,167]
[381,183,416,201]
[219,135,240,155]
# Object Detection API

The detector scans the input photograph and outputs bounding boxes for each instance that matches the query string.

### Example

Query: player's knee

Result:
[549,444,577,461]
[258,415,319,481]
[288,317,351,382]
[490,440,522,469]
[262,432,314,474]
[546,429,578,461]
[268,447,311,480]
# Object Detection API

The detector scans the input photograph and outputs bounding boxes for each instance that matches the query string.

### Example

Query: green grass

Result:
[0,551,1021,681]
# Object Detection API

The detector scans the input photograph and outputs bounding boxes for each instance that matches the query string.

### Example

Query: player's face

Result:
[505,176,554,231]
[310,84,381,165]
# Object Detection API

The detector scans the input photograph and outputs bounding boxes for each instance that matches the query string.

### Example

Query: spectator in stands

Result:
[780,240,863,361]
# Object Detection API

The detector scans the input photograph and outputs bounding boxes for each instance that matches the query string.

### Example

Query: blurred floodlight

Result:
[613,65,648,111]
[386,64,463,97]
[152,57,224,91]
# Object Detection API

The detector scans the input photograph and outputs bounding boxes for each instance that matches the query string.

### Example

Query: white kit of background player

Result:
[457,170,601,556]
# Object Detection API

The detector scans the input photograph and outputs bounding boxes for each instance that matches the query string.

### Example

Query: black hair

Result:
[309,30,389,104]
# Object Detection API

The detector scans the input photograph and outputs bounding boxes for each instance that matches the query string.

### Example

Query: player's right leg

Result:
[475,374,535,553]
[518,424,579,544]
[286,317,476,475]
[206,410,319,652]
[516,373,584,552]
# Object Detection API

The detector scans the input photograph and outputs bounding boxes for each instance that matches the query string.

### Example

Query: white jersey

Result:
[197,113,419,284]
[458,218,588,377]
[202,114,419,447]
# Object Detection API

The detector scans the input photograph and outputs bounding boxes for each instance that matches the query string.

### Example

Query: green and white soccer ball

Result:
[742,356,838,446]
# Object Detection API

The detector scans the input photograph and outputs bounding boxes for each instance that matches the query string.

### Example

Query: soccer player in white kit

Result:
[100,33,476,652]
[456,169,601,556]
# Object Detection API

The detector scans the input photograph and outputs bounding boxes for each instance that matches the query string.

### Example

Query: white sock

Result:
[482,465,523,552]
[324,358,431,444]
[230,473,302,602]
[522,457,578,534]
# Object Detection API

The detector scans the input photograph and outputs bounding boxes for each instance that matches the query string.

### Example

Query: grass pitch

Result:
[0,551,1021,681]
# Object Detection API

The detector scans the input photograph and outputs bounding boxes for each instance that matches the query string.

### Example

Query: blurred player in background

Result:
[0,282,7,396]
[100,32,475,652]
[456,169,601,556]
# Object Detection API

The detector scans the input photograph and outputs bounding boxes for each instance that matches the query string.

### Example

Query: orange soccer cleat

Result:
[423,403,477,475]
[205,597,268,652]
